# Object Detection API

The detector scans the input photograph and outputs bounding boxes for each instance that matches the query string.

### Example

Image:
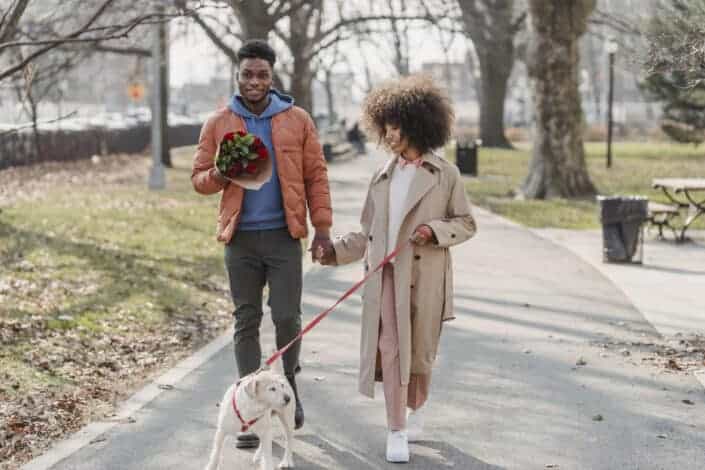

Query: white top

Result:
[387,161,417,256]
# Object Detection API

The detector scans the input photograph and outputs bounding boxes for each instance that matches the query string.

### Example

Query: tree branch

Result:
[0,0,30,45]
[0,1,207,81]
[92,44,151,56]
[272,0,311,23]
[189,8,237,62]
[0,111,78,136]
[313,13,438,47]
[589,9,641,36]
[0,0,119,81]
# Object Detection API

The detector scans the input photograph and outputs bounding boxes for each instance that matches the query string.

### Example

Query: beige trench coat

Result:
[333,152,477,398]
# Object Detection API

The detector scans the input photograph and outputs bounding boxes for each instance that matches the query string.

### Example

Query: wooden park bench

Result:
[646,201,681,239]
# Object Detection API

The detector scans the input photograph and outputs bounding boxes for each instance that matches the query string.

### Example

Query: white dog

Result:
[205,357,296,470]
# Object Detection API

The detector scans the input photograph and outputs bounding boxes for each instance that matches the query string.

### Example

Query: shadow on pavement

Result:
[292,434,506,469]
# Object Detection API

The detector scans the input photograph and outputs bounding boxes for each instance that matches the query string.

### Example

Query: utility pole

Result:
[149,3,167,189]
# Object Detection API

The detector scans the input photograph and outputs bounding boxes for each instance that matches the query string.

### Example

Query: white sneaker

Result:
[386,430,410,463]
[406,408,424,442]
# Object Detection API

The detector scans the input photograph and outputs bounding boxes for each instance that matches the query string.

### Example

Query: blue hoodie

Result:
[229,89,294,231]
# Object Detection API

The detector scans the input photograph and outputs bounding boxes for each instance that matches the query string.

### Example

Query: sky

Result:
[168,15,469,90]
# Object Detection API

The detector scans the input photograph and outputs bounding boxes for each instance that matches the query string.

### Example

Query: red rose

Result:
[256,146,268,160]
[253,136,263,147]
[226,161,243,177]
[245,163,258,174]
[223,132,235,141]
[237,130,247,137]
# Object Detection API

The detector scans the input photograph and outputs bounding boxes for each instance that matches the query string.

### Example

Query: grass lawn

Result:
[0,147,234,467]
[453,141,705,229]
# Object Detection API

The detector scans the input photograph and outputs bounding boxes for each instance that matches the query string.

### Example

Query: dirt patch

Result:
[591,333,705,375]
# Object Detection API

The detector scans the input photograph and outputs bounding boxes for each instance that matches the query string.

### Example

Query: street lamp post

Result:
[605,37,618,169]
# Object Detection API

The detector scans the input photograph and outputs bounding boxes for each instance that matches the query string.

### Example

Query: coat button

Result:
[414,255,421,260]
[410,284,414,289]
[451,234,456,238]
[369,235,373,241]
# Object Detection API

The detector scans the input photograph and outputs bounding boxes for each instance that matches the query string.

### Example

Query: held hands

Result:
[410,224,435,246]
[312,225,433,266]
[309,229,335,264]
[315,244,337,265]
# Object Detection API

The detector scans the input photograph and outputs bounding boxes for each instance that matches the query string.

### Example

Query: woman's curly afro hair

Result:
[361,74,454,155]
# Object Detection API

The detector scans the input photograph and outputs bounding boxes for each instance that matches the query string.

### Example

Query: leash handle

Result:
[265,241,410,367]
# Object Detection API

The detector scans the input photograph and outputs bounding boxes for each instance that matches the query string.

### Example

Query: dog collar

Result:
[232,381,262,432]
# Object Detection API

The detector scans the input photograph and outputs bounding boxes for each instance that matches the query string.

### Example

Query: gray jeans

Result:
[224,228,302,378]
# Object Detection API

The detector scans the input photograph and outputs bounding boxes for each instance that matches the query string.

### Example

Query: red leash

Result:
[264,241,410,367]
[233,242,408,429]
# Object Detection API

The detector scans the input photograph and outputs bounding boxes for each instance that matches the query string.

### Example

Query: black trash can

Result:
[456,140,480,176]
[597,196,648,263]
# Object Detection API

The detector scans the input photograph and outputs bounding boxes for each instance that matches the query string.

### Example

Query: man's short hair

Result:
[237,39,276,67]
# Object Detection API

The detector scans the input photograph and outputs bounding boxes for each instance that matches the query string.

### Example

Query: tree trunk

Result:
[230,1,276,40]
[28,94,41,160]
[521,0,597,199]
[477,49,513,148]
[289,58,313,113]
[324,69,336,123]
[458,0,516,148]
[288,7,314,113]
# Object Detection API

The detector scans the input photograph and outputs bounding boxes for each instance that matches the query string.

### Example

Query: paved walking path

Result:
[29,148,705,470]
[534,228,705,338]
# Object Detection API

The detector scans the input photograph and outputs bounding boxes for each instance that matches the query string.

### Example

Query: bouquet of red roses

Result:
[215,130,269,178]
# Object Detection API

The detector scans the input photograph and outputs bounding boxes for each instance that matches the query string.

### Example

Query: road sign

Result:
[128,83,145,102]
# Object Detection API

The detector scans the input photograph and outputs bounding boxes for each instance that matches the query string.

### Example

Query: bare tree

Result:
[456,0,526,149]
[520,0,597,199]
[9,47,88,154]
[313,43,343,123]
[0,0,201,167]
[0,0,196,82]
[386,0,411,76]
[188,0,439,112]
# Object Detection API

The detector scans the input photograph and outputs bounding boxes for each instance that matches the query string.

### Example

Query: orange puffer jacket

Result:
[191,106,332,243]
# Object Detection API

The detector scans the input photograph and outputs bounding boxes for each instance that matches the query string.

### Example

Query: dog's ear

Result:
[244,376,259,398]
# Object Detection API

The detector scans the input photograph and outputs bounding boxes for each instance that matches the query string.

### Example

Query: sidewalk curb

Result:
[21,252,315,470]
[20,331,233,470]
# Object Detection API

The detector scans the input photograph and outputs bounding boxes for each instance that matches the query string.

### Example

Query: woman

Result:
[318,74,477,462]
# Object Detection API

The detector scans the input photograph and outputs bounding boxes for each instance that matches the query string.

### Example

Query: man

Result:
[192,39,332,448]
